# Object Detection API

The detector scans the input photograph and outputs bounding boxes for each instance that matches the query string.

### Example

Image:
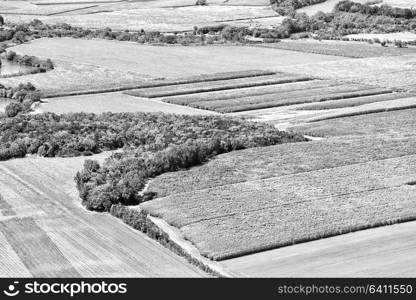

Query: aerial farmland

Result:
[0,0,416,280]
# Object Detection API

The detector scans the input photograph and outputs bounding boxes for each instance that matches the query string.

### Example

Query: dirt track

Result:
[222,221,416,277]
[0,154,206,277]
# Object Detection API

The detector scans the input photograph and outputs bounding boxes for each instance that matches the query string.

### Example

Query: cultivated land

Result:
[0,154,206,277]
[297,0,369,15]
[36,92,217,115]
[2,0,416,277]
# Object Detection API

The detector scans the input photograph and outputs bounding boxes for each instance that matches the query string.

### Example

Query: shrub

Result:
[4,102,23,117]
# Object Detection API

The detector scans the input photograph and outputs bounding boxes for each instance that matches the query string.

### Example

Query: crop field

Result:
[303,96,416,122]
[222,221,416,277]
[5,5,280,31]
[257,40,416,58]
[37,92,217,115]
[290,108,416,137]
[278,54,416,92]
[0,1,98,16]
[147,135,416,197]
[10,38,344,79]
[375,0,416,9]
[0,155,206,277]
[346,32,416,43]
[141,154,416,260]
[126,74,314,98]
[132,74,393,113]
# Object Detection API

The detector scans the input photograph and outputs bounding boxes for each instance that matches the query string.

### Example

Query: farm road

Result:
[0,155,206,277]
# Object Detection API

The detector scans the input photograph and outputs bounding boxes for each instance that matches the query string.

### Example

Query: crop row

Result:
[125,74,313,98]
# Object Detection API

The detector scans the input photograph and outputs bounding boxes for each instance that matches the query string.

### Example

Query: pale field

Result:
[37,91,217,114]
[277,54,416,92]
[142,154,416,260]
[9,37,344,78]
[231,94,416,129]
[377,0,416,8]
[222,221,416,277]
[0,154,206,277]
[346,32,416,43]
[4,5,279,31]
[297,0,369,15]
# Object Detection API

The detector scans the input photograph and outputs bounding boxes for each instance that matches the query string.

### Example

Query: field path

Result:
[222,221,416,277]
[0,154,206,277]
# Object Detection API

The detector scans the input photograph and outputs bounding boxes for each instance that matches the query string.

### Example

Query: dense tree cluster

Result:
[1,82,41,117]
[5,51,54,71]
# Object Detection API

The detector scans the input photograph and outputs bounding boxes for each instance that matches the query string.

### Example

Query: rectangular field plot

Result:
[290,108,416,137]
[125,74,313,98]
[141,155,416,260]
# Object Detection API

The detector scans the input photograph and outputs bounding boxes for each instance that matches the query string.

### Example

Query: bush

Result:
[4,102,23,117]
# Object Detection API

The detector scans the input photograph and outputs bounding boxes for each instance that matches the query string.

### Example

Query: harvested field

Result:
[141,154,416,260]
[10,38,344,78]
[37,92,217,115]
[297,92,412,110]
[290,108,416,137]
[160,79,339,104]
[222,221,416,277]
[6,5,279,31]
[378,0,416,8]
[346,32,416,43]
[126,74,313,98]
[257,39,416,58]
[0,1,98,16]
[0,155,206,277]
[147,135,416,198]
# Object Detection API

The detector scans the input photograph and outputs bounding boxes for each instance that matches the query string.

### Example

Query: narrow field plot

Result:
[147,135,416,197]
[37,92,216,115]
[278,54,416,91]
[297,0,369,15]
[191,86,392,113]
[290,108,416,137]
[161,79,338,105]
[0,156,206,277]
[127,74,313,98]
[0,60,148,96]
[12,5,279,31]
[346,32,416,43]
[10,38,344,80]
[297,92,412,110]
[304,96,416,122]
[141,154,416,260]
[257,40,416,58]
